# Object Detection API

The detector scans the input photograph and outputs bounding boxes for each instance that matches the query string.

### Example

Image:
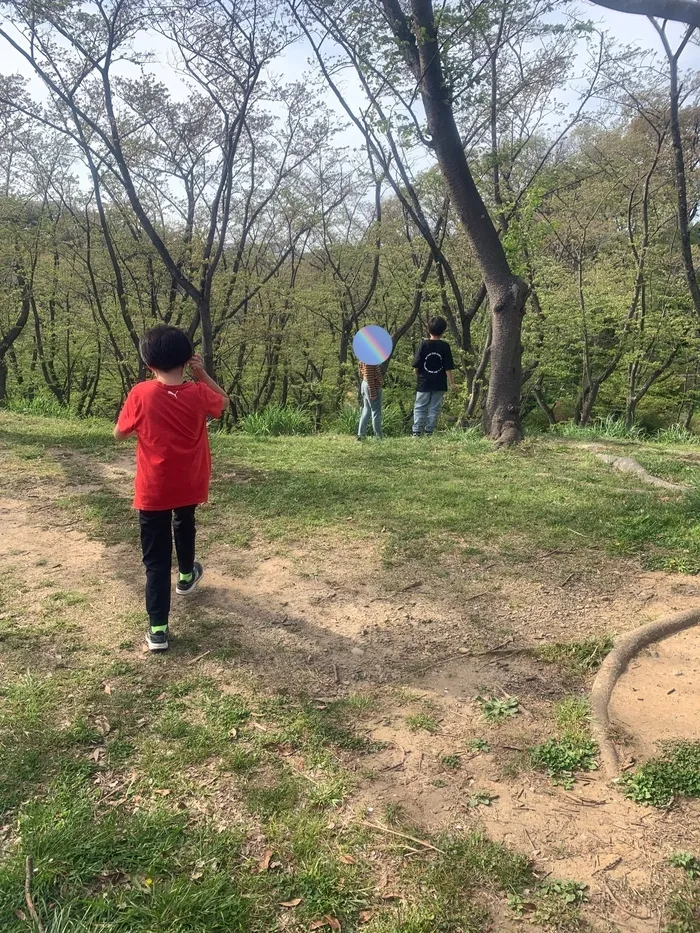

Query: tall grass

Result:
[328,403,407,437]
[3,395,77,419]
[552,415,644,440]
[238,406,314,437]
[654,424,700,446]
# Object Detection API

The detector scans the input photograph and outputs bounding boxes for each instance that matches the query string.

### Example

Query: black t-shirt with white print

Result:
[413,339,455,392]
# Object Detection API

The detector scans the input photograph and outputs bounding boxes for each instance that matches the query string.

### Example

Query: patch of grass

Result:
[555,697,591,731]
[535,636,613,675]
[239,406,314,436]
[45,589,89,607]
[406,712,439,734]
[476,695,519,722]
[245,777,301,818]
[6,410,700,573]
[621,742,700,807]
[467,738,490,752]
[655,424,700,446]
[382,801,406,826]
[530,698,598,788]
[0,775,277,933]
[79,490,137,545]
[0,673,88,814]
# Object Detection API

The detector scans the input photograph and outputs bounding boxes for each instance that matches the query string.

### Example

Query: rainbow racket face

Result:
[352,325,393,364]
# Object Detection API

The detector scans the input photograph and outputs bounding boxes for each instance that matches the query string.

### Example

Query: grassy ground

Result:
[2,411,700,931]
[4,412,700,572]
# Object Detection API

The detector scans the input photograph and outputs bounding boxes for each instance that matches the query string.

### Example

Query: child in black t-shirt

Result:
[412,316,455,436]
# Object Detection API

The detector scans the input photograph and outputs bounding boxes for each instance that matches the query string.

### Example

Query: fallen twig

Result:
[395,580,422,594]
[187,649,213,666]
[333,662,339,684]
[474,637,515,655]
[380,744,407,772]
[25,857,46,933]
[361,821,444,854]
[560,572,576,588]
[602,877,652,921]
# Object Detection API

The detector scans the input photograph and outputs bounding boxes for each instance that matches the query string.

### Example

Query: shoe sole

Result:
[176,567,204,596]
[146,637,169,652]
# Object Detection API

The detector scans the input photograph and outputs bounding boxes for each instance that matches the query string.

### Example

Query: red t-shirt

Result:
[117,379,226,511]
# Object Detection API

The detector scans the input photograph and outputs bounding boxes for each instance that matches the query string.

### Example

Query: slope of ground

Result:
[1,412,699,932]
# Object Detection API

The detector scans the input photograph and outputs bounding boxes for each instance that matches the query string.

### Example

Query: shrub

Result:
[3,395,76,419]
[239,406,314,436]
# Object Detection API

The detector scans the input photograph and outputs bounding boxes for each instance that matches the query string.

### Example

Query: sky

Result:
[1,2,698,166]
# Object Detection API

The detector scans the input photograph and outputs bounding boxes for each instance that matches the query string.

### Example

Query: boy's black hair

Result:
[140,325,193,372]
[428,315,448,337]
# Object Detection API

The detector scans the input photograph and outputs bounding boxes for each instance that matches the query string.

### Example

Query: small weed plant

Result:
[405,712,439,734]
[530,698,598,788]
[476,695,519,722]
[530,736,598,789]
[670,853,700,880]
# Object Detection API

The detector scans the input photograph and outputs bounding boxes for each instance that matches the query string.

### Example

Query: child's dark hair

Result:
[140,325,193,372]
[428,315,447,337]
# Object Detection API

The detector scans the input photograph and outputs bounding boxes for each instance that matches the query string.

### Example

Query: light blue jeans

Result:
[358,381,382,438]
[413,390,445,435]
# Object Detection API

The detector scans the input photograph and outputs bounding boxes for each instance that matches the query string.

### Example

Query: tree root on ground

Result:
[596,453,688,491]
[590,609,700,777]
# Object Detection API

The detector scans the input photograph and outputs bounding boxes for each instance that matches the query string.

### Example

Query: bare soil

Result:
[1,447,699,931]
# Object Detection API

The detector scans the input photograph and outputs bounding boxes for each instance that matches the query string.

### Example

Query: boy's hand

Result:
[188,355,206,380]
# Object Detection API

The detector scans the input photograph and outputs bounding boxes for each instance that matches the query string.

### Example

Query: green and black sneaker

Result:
[176,561,204,596]
[146,625,169,652]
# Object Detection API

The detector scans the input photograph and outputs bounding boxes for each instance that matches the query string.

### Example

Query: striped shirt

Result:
[359,363,383,400]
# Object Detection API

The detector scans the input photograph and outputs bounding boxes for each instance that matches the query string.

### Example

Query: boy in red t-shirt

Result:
[114,325,229,652]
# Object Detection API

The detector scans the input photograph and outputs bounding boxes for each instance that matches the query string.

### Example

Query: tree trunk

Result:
[383,0,527,444]
[533,377,557,426]
[0,264,32,393]
[652,21,700,316]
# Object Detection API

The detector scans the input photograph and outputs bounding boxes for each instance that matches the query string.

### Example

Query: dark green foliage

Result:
[621,743,700,807]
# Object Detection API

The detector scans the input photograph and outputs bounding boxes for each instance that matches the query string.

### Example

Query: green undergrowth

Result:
[621,742,700,807]
[665,881,700,932]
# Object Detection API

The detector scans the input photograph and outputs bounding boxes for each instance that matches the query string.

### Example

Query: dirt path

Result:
[1,448,700,931]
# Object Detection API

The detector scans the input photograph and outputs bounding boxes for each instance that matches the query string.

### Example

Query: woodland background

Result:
[1,0,700,434]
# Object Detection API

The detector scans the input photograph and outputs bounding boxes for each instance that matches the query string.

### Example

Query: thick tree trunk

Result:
[384,0,526,444]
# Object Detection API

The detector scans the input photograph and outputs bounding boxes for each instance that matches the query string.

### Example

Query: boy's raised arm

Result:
[188,355,230,409]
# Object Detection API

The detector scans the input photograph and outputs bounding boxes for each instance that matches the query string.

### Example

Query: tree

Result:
[588,0,700,29]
